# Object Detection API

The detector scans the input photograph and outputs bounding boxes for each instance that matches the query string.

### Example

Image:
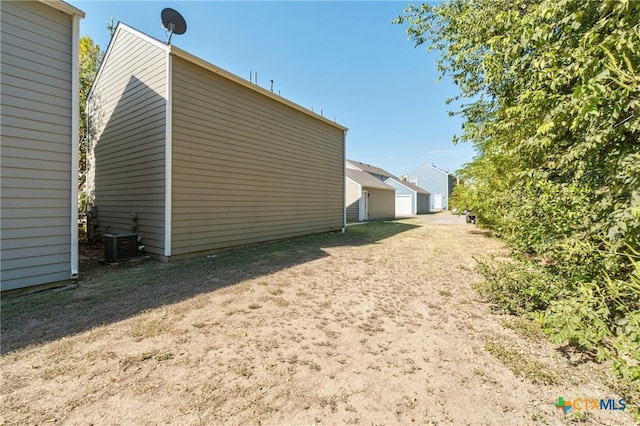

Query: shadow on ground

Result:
[1,220,418,354]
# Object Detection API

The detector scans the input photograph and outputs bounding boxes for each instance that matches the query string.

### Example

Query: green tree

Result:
[395,0,640,383]
[79,36,103,200]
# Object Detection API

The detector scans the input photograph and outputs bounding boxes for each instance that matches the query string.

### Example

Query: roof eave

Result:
[39,0,85,17]
[87,23,169,106]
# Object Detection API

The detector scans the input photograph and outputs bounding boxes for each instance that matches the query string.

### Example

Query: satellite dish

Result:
[161,8,187,44]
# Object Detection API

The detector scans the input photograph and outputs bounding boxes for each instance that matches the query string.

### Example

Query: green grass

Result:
[1,290,73,323]
[484,340,560,385]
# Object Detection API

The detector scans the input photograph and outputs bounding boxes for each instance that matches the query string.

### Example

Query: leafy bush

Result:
[396,0,640,384]
[542,251,640,381]
[474,257,561,315]
[475,249,639,381]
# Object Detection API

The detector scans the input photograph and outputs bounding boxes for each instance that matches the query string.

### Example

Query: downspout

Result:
[164,49,173,258]
[70,13,81,278]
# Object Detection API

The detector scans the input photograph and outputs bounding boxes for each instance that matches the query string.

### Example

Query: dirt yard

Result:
[1,213,635,425]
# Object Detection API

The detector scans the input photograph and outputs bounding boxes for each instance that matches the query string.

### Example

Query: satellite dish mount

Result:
[161,8,187,45]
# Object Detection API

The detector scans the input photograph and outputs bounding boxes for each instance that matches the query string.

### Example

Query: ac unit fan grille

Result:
[104,233,137,262]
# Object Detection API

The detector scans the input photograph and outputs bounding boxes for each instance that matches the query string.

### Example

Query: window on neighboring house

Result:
[409,177,417,185]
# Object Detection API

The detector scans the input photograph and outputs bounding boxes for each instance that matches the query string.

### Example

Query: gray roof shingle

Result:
[346,159,396,179]
[346,169,395,191]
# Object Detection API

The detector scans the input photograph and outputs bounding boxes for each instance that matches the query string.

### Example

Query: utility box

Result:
[104,233,138,262]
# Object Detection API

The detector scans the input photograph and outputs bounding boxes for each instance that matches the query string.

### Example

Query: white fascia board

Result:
[345,175,362,188]
[405,163,432,177]
[388,178,418,195]
[120,22,168,50]
[345,161,362,171]
[87,23,169,105]
[409,162,449,177]
[39,0,85,17]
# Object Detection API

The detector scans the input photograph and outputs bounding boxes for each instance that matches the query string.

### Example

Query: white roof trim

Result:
[119,22,168,51]
[346,175,361,188]
[87,23,170,104]
[345,161,362,171]
[406,162,451,177]
[91,23,347,132]
[39,0,85,17]
[385,177,417,195]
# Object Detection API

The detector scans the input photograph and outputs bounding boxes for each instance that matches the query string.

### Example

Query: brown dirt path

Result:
[1,213,635,425]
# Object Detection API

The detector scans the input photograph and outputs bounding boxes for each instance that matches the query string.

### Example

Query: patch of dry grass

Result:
[128,310,174,341]
[120,351,157,370]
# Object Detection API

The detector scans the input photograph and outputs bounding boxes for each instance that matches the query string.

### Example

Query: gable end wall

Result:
[87,28,167,255]
[408,166,450,210]
[345,178,361,223]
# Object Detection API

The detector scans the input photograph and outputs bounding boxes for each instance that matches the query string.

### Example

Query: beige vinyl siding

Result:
[366,188,395,221]
[0,1,73,290]
[87,28,167,255]
[345,179,361,223]
[171,56,345,255]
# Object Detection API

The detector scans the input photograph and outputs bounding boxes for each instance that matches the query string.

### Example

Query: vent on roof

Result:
[104,233,138,262]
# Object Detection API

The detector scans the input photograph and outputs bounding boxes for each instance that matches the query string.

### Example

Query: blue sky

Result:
[70,1,475,177]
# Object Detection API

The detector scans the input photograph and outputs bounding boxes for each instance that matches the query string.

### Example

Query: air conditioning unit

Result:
[104,233,138,262]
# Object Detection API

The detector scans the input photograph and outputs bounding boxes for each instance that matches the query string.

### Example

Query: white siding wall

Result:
[170,56,345,255]
[87,28,167,255]
[1,1,74,290]
[345,179,361,223]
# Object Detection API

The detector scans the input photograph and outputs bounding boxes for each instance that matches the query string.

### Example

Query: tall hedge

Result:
[396,0,639,381]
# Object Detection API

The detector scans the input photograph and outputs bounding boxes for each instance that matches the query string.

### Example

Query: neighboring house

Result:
[383,178,430,216]
[86,23,347,260]
[404,163,457,211]
[347,159,429,218]
[345,169,395,222]
[1,0,84,292]
[345,160,397,222]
